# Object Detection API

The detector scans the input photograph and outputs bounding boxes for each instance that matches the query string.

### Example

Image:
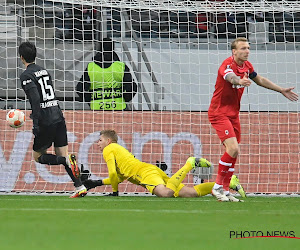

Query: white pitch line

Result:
[0,197,297,203]
[0,207,299,215]
[0,207,248,214]
[0,198,215,202]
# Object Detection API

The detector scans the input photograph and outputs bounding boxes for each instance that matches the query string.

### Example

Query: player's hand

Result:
[281,87,299,102]
[32,125,40,136]
[105,191,119,196]
[83,179,103,190]
[156,161,168,171]
[239,72,251,87]
[80,164,91,182]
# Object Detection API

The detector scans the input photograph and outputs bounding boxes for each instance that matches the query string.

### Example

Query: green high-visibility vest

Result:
[88,61,126,110]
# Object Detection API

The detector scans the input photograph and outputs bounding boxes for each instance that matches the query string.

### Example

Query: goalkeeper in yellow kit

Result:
[82,129,245,200]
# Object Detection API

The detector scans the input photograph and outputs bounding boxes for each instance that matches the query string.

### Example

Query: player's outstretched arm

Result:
[281,87,299,101]
[252,74,298,101]
[83,179,103,191]
[80,165,105,190]
[106,159,119,193]
[104,191,119,196]
[80,165,125,193]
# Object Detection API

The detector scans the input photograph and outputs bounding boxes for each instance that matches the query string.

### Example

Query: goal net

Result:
[0,0,299,196]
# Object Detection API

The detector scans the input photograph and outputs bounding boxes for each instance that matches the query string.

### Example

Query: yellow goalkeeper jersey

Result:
[103,143,147,192]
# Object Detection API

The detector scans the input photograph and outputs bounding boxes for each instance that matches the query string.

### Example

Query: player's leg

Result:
[37,149,70,167]
[36,146,80,182]
[152,184,175,197]
[33,150,47,162]
[222,118,241,201]
[33,124,69,167]
[176,182,215,198]
[32,124,53,163]
[53,120,86,198]
[139,164,175,197]
[33,122,68,167]
[165,157,211,193]
[151,158,211,197]
[176,186,198,197]
[55,145,87,198]
[211,137,238,201]
[33,123,85,197]
[210,117,239,201]
[177,179,244,199]
[194,182,215,197]
[229,175,246,198]
[34,147,81,187]
[55,146,80,178]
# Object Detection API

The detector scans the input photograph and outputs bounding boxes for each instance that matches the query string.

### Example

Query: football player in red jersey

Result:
[208,37,298,202]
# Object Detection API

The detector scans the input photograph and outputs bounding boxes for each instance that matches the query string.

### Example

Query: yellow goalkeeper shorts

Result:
[136,163,184,195]
[135,163,168,193]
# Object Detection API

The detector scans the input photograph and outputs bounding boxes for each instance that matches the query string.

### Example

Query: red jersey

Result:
[208,56,255,118]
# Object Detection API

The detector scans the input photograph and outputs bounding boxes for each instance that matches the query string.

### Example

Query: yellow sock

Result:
[194,182,215,196]
[102,178,111,185]
[166,162,193,192]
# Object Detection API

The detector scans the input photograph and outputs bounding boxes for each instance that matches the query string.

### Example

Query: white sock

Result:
[213,183,223,189]
[76,185,85,190]
[224,190,230,195]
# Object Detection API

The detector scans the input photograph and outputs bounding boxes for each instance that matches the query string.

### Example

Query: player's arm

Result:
[82,178,123,195]
[122,64,137,102]
[106,154,120,193]
[21,74,41,135]
[76,68,91,103]
[103,175,126,185]
[26,87,42,135]
[80,163,125,192]
[225,72,251,87]
[252,74,298,101]
[106,159,120,196]
[88,176,124,187]
[25,87,41,120]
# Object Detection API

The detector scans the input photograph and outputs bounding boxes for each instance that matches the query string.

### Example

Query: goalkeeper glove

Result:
[83,179,103,191]
[80,164,103,190]
[80,164,91,182]
[105,191,119,196]
[156,161,168,171]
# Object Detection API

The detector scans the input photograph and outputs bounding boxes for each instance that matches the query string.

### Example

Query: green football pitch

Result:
[0,195,299,250]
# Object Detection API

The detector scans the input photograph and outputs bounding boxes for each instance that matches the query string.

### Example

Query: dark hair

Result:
[231,37,248,50]
[98,38,114,52]
[100,130,118,143]
[18,42,36,63]
[94,38,120,67]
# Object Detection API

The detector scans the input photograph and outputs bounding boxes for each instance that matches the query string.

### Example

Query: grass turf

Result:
[0,195,299,250]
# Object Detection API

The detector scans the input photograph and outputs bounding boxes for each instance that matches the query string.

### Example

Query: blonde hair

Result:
[100,130,118,143]
[231,37,248,50]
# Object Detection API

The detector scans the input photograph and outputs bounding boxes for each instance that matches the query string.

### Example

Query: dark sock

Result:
[38,154,82,187]
[64,166,82,187]
[38,154,67,167]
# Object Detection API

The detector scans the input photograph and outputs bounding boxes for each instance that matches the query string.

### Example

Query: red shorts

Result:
[209,115,241,143]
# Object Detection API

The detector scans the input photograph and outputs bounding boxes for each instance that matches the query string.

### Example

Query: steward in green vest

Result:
[88,61,126,110]
[77,38,137,110]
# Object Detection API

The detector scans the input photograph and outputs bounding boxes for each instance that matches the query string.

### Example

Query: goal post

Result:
[0,0,299,196]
